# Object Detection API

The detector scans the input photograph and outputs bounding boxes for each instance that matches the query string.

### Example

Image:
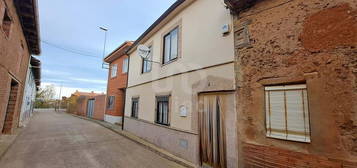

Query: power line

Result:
[41,40,102,59]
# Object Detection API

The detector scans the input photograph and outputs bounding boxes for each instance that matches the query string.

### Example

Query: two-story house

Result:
[124,0,237,167]
[104,41,132,124]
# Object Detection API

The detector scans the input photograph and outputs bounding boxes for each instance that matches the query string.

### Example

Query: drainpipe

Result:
[122,53,130,130]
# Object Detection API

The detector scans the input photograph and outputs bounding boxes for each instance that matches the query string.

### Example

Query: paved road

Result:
[0,110,184,168]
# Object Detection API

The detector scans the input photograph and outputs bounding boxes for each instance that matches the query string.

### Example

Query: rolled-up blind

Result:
[265,84,311,142]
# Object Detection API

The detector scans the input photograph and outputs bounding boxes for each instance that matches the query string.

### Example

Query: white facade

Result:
[19,67,37,127]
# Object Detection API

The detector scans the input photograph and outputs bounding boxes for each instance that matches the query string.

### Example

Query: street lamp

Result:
[100,26,109,69]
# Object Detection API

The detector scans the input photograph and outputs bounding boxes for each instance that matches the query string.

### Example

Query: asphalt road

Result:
[0,109,184,168]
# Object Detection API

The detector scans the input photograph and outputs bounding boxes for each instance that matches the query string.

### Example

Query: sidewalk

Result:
[68,113,196,168]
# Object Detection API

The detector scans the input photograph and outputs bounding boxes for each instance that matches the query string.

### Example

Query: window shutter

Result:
[268,91,286,139]
[286,90,307,142]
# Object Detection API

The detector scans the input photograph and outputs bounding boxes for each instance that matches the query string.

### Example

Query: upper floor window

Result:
[107,96,115,109]
[265,84,311,143]
[122,58,128,73]
[142,46,152,73]
[156,96,170,126]
[163,27,178,64]
[2,9,12,38]
[131,98,139,118]
[111,64,117,78]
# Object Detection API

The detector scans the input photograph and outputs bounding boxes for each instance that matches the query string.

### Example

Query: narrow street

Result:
[0,110,184,168]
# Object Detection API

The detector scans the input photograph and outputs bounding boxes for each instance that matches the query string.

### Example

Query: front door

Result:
[198,92,235,168]
[87,99,95,118]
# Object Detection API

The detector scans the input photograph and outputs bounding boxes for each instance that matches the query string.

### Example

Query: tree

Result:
[34,85,56,108]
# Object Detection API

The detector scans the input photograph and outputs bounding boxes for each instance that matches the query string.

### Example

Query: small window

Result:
[142,46,152,73]
[163,27,179,64]
[2,9,12,37]
[156,96,170,125]
[107,96,115,109]
[265,84,311,143]
[131,98,139,118]
[122,58,128,73]
[111,64,117,78]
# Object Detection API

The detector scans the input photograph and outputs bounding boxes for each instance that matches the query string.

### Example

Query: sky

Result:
[37,0,176,98]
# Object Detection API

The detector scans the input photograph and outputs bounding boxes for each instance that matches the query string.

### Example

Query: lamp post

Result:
[100,26,108,69]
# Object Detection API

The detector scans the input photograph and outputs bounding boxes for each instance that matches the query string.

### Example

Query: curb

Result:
[68,113,196,168]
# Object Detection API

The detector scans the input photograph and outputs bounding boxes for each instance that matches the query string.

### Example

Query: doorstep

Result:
[69,113,196,168]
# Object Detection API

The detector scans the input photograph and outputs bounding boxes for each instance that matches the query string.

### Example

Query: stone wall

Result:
[233,0,357,167]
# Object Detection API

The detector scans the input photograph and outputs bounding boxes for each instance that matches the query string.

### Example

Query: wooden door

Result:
[199,93,232,168]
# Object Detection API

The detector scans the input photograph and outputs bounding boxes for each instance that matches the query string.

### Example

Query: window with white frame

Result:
[265,84,311,143]
[163,27,178,64]
[122,58,128,73]
[111,64,117,78]
[142,46,152,73]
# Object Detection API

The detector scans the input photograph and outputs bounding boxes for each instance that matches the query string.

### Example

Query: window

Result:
[131,98,139,118]
[265,84,311,143]
[142,46,152,73]
[122,58,128,73]
[2,9,12,37]
[107,96,115,109]
[111,64,117,78]
[156,96,170,125]
[163,27,179,64]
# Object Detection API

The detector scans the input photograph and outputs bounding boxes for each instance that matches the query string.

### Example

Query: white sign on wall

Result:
[179,105,188,117]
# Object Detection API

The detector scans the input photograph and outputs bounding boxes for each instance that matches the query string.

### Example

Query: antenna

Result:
[137,44,161,64]
[100,26,109,69]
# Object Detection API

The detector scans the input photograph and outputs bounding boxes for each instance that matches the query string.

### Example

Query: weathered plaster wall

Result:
[233,0,357,167]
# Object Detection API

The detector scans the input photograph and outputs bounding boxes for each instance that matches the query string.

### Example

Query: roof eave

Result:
[14,0,41,55]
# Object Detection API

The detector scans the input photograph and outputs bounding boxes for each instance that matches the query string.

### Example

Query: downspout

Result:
[122,54,130,130]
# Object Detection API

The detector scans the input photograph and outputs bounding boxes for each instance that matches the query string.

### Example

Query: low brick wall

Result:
[243,143,357,168]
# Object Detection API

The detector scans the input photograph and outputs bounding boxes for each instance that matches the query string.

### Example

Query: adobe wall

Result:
[233,0,357,167]
[0,0,32,134]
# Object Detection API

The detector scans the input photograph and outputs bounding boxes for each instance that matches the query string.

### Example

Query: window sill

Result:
[266,135,311,144]
[161,58,178,67]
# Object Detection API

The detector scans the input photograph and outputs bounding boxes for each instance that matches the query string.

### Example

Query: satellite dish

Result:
[137,45,150,59]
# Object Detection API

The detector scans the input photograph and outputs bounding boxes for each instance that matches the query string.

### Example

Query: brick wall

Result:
[0,0,32,134]
[106,55,128,117]
[93,95,105,121]
[232,0,357,167]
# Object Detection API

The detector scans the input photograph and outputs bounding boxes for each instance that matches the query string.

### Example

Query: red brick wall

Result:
[233,0,357,167]
[106,55,128,117]
[93,95,105,120]
[0,0,32,134]
[243,143,357,168]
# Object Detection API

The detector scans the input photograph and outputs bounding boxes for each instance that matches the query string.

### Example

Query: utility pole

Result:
[100,26,109,69]
[58,83,63,112]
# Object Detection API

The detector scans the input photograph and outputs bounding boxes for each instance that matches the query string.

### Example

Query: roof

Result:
[71,91,105,97]
[14,0,41,55]
[104,41,133,63]
[127,0,187,54]
[224,0,261,13]
[30,56,41,87]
